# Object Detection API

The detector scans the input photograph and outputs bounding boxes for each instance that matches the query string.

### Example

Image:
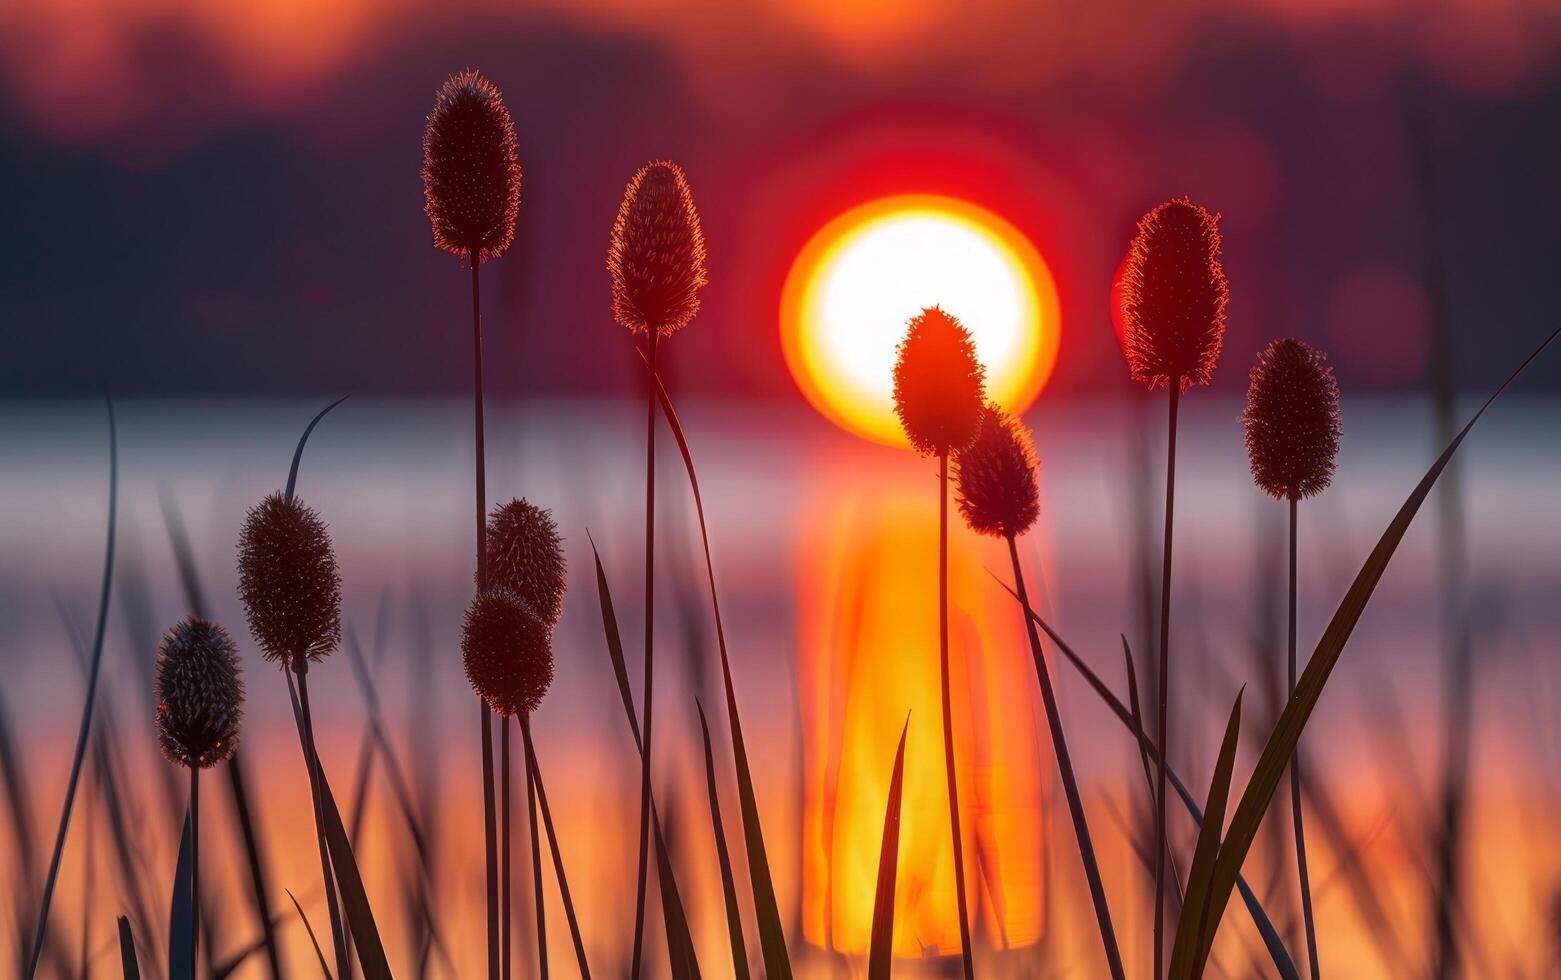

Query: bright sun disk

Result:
[782,195,1060,446]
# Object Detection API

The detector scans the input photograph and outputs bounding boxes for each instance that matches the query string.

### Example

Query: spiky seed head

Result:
[461,588,554,717]
[237,492,342,668]
[954,406,1041,538]
[1241,338,1342,501]
[892,306,988,457]
[484,499,567,628]
[422,70,521,263]
[608,161,708,337]
[154,617,244,770]
[1119,197,1228,390]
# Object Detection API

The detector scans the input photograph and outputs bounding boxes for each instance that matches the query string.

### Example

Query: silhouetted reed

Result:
[608,158,707,980]
[424,66,522,980]
[956,405,1127,978]
[153,616,245,972]
[1242,337,1341,979]
[892,304,985,979]
[237,490,348,977]
[1117,196,1227,975]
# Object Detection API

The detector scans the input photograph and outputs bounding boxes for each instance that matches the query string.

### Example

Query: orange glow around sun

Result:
[781,195,1060,446]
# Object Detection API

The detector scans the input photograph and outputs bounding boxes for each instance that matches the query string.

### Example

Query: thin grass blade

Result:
[589,536,702,979]
[118,916,141,980]
[868,714,911,980]
[168,806,195,980]
[287,889,336,980]
[1191,326,1560,968]
[25,395,117,980]
[285,672,394,979]
[996,588,1298,979]
[1168,690,1243,979]
[697,700,749,980]
[645,365,792,978]
[285,395,350,503]
[520,721,591,979]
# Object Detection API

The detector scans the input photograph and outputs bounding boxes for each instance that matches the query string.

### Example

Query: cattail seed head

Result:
[1119,197,1228,390]
[154,617,244,770]
[485,498,567,628]
[954,406,1041,539]
[892,306,988,457]
[608,161,708,337]
[462,588,554,717]
[422,70,521,263]
[1241,338,1342,501]
[237,492,342,669]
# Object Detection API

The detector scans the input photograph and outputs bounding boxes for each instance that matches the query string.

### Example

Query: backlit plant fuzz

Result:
[954,405,1040,538]
[236,493,342,669]
[1119,197,1228,390]
[154,617,244,770]
[462,589,555,717]
[1242,338,1343,500]
[485,499,567,628]
[608,161,708,336]
[892,305,988,457]
[422,70,521,263]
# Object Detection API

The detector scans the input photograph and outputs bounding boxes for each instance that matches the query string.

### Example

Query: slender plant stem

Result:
[296,664,349,980]
[190,766,200,977]
[1007,536,1126,980]
[502,718,512,980]
[25,396,115,980]
[471,247,500,980]
[521,715,590,978]
[630,324,660,980]
[226,756,283,980]
[937,453,974,979]
[1288,498,1320,979]
[526,714,548,980]
[1154,377,1181,980]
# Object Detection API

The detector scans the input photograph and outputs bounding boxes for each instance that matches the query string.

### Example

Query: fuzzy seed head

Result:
[462,588,554,717]
[954,406,1041,538]
[154,617,244,770]
[422,70,521,263]
[237,493,342,668]
[608,161,708,337]
[485,499,567,628]
[1242,338,1342,501]
[892,306,988,457]
[1119,197,1228,390]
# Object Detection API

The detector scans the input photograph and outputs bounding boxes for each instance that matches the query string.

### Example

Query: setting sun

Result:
[781,195,1060,446]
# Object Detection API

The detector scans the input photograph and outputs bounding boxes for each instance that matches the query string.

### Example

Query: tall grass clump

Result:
[153,617,245,973]
[955,405,1126,979]
[607,159,707,980]
[892,304,985,979]
[1116,197,1227,976]
[237,491,348,977]
[423,67,522,980]
[1241,338,1342,979]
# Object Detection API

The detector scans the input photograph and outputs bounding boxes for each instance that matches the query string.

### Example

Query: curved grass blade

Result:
[285,672,394,979]
[993,586,1298,980]
[285,395,350,503]
[167,805,195,980]
[868,714,911,980]
[520,721,591,979]
[118,916,140,980]
[589,536,702,980]
[287,889,336,980]
[25,395,117,980]
[1184,326,1560,976]
[697,701,749,980]
[1168,690,1243,979]
[644,363,792,978]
